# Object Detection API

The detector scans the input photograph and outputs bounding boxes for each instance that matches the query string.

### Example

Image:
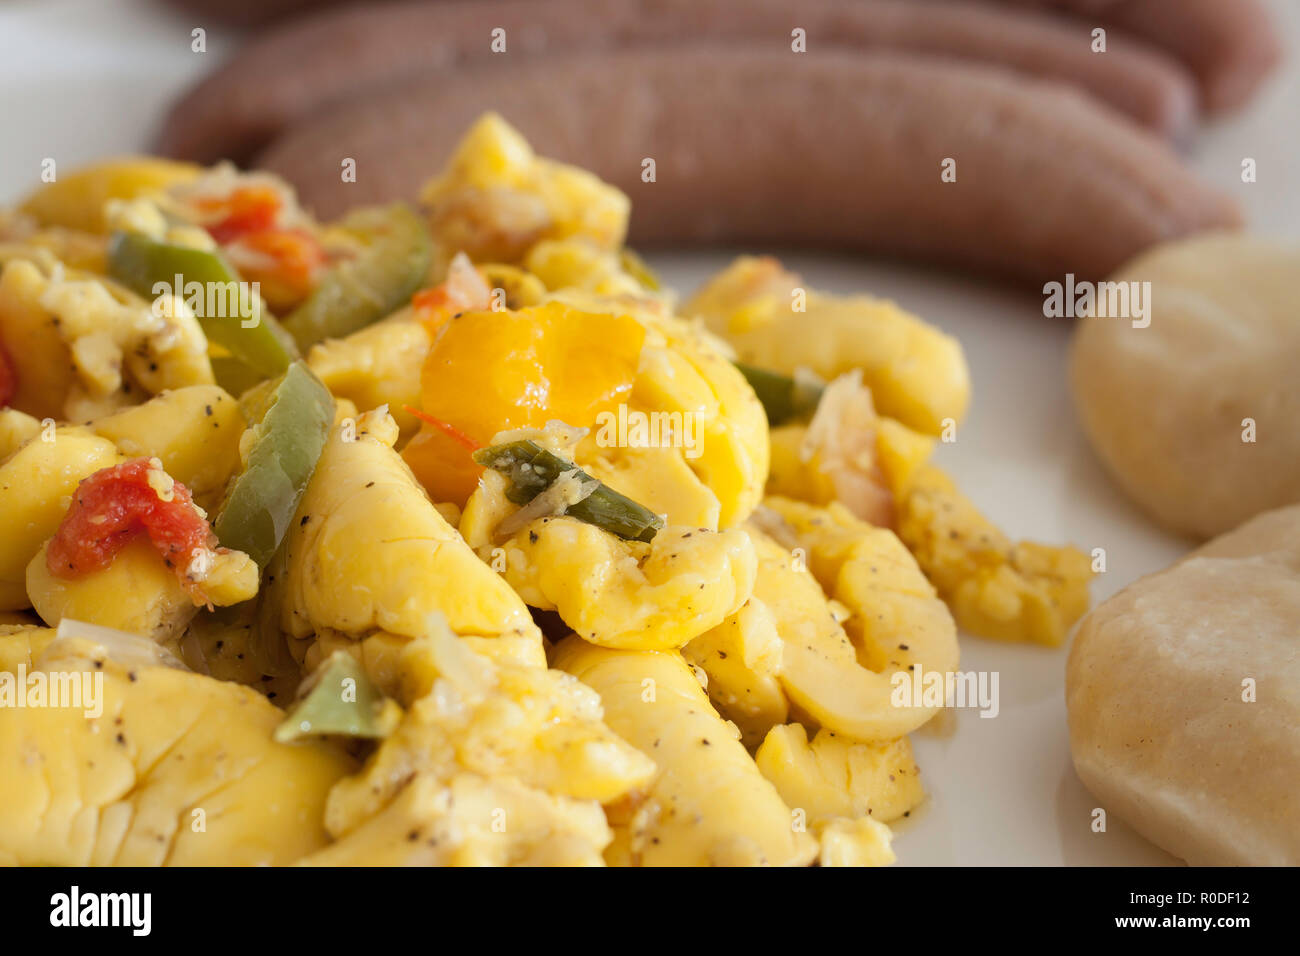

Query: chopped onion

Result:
[47,618,189,672]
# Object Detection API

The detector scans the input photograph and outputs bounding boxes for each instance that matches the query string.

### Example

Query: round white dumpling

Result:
[1069,233,1300,539]
[1066,504,1300,865]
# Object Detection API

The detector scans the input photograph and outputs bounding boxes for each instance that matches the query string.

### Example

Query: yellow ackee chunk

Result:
[306,308,430,439]
[299,772,614,867]
[282,411,539,645]
[19,157,200,234]
[551,288,770,529]
[27,538,197,641]
[553,636,818,867]
[0,624,55,673]
[686,256,970,436]
[755,723,925,827]
[420,113,629,266]
[0,259,78,419]
[683,598,788,748]
[767,414,935,522]
[279,408,540,655]
[754,498,959,741]
[622,311,770,528]
[90,384,244,513]
[0,634,351,866]
[0,257,214,422]
[311,626,652,867]
[0,427,122,611]
[462,471,756,651]
[0,229,109,275]
[578,441,722,530]
[524,238,645,297]
[897,467,1094,646]
[0,408,42,460]
[819,818,897,867]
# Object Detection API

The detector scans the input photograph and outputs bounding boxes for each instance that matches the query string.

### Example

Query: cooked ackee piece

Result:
[0,216,109,276]
[765,370,936,528]
[817,817,899,868]
[20,455,258,645]
[90,383,245,513]
[682,598,788,749]
[461,443,757,651]
[305,623,653,866]
[27,538,209,643]
[756,723,925,830]
[553,636,820,867]
[18,157,200,235]
[0,255,214,421]
[306,311,430,437]
[897,466,1093,646]
[419,113,629,270]
[300,772,618,866]
[0,627,353,866]
[0,621,53,666]
[0,381,252,616]
[277,407,542,668]
[523,237,652,298]
[0,428,122,610]
[757,719,923,866]
[752,497,960,741]
[686,256,969,436]
[0,407,42,459]
[613,300,770,528]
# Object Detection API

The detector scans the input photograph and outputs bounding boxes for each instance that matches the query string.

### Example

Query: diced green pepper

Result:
[274,652,399,742]
[108,231,297,378]
[733,362,825,426]
[213,361,333,568]
[473,439,665,543]
[281,203,431,350]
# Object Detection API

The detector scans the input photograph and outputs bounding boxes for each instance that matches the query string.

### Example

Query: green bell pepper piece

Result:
[107,230,296,379]
[274,652,398,742]
[281,203,431,350]
[733,362,825,426]
[213,360,334,568]
[473,439,664,543]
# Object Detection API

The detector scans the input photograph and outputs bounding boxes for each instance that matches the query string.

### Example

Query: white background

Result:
[2,0,1297,865]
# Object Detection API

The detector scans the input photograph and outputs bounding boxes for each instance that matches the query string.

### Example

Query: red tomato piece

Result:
[204,185,282,244]
[47,458,217,600]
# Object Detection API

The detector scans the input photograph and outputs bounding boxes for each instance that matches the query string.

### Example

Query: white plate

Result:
[3,0,1298,866]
